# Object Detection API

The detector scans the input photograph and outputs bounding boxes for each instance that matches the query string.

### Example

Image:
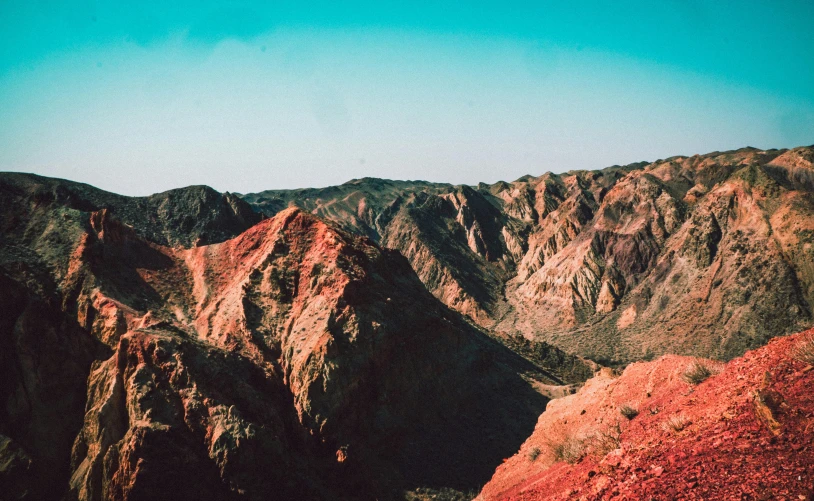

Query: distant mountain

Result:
[0,172,262,247]
[242,146,814,363]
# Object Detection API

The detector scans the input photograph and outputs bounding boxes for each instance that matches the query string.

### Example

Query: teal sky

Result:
[1,1,813,195]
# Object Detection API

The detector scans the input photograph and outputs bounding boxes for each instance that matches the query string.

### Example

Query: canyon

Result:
[1,144,813,500]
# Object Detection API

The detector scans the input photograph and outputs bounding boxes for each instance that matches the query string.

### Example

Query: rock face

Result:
[0,175,583,500]
[242,179,508,323]
[243,146,814,363]
[477,328,814,500]
[0,274,102,501]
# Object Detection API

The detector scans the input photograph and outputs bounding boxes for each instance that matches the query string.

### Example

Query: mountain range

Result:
[1,144,813,500]
[243,145,814,363]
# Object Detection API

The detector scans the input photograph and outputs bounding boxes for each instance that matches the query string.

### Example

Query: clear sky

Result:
[1,1,813,195]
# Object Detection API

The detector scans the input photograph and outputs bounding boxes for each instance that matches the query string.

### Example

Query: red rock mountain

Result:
[1,144,813,500]
[243,146,814,363]
[0,173,588,500]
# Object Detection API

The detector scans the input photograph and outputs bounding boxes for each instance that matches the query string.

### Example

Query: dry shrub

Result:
[545,421,626,464]
[404,487,479,501]
[527,446,541,462]
[551,436,586,464]
[544,430,586,464]
[619,404,639,420]
[661,413,690,433]
[682,360,722,385]
[792,331,814,365]
[589,422,622,457]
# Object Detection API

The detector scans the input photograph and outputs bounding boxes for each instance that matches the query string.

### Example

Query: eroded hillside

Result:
[243,146,814,363]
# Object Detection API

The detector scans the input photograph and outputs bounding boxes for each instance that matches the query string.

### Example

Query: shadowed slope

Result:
[0,172,262,247]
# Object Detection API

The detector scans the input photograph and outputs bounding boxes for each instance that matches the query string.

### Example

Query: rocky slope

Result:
[242,179,505,323]
[242,146,814,363]
[478,328,814,500]
[0,174,588,500]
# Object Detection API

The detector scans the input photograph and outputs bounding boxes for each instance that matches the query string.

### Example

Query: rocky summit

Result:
[1,144,813,500]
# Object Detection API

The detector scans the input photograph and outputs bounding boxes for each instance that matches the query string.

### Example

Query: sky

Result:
[1,1,813,196]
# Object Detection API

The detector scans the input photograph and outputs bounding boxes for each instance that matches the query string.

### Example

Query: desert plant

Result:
[682,360,720,385]
[404,487,479,501]
[527,446,541,462]
[545,433,586,464]
[619,404,639,420]
[589,422,622,456]
[792,331,814,365]
[661,413,690,433]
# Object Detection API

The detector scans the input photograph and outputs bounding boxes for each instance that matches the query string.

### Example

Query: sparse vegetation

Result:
[545,432,586,464]
[682,360,721,385]
[404,487,479,501]
[544,423,623,464]
[792,331,814,365]
[589,423,622,456]
[619,404,639,420]
[527,446,541,462]
[661,413,690,433]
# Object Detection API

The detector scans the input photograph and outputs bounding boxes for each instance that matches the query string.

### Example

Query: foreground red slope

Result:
[479,329,814,500]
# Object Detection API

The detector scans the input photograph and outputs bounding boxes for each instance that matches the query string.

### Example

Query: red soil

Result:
[480,329,814,501]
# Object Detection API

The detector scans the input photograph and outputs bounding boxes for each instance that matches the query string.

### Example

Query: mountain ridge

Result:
[241,145,814,364]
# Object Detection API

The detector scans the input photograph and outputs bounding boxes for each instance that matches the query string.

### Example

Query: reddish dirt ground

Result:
[480,329,814,501]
